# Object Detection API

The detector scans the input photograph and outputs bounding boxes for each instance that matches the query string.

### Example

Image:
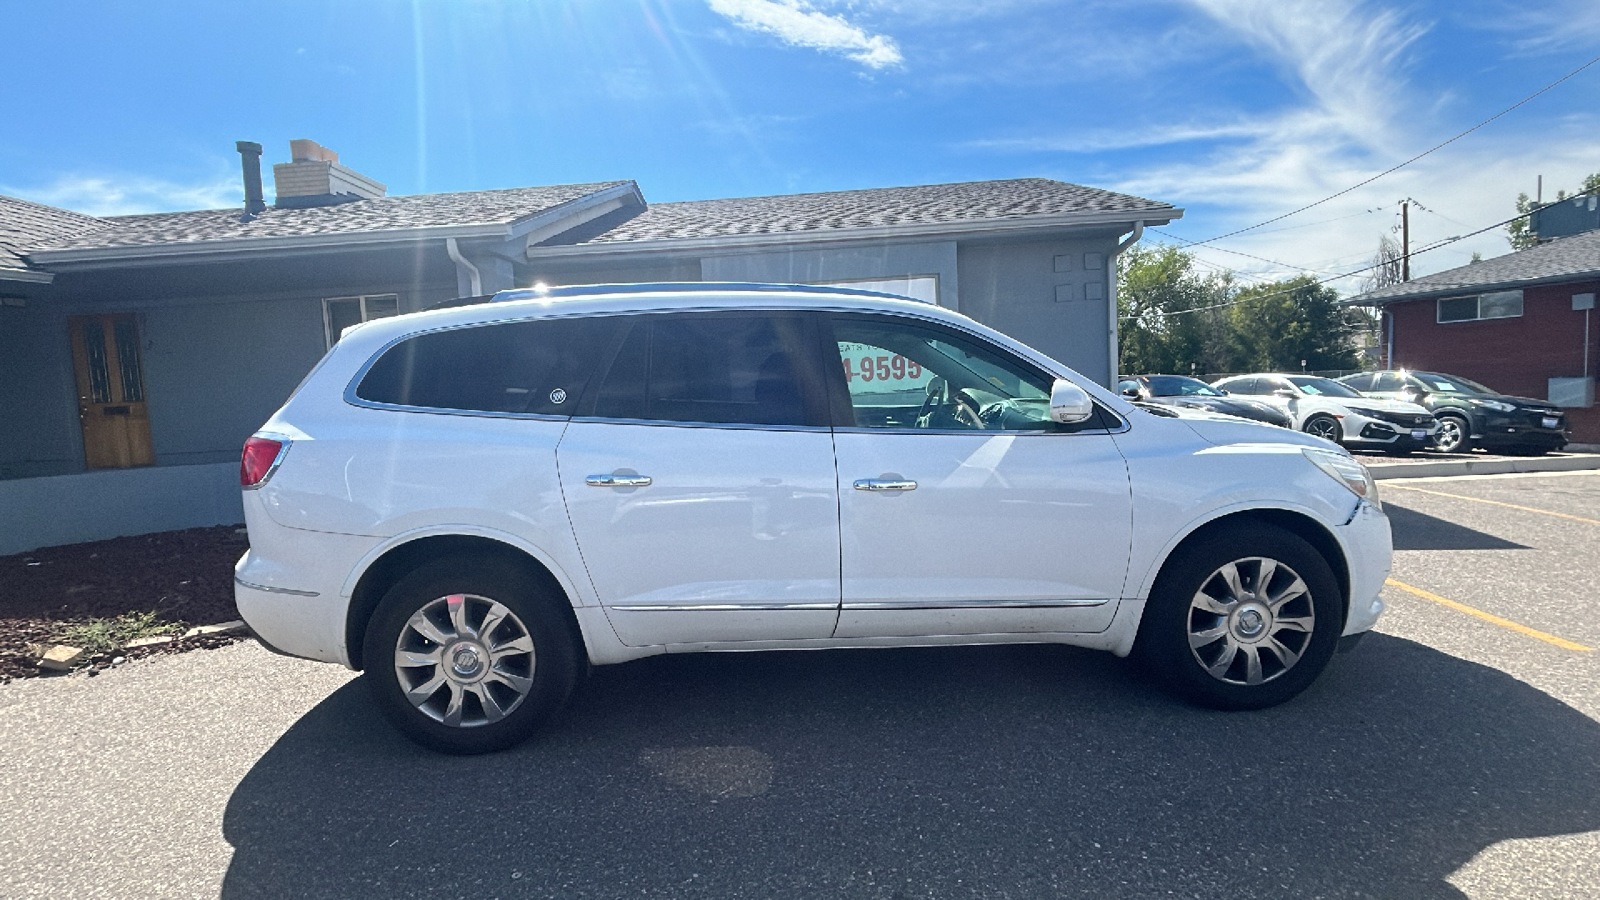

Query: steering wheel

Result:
[950,388,986,429]
[915,376,948,427]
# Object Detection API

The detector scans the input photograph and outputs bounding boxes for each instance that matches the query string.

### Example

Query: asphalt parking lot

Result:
[2,471,1598,900]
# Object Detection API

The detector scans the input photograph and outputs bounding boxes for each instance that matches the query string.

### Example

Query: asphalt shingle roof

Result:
[565,178,1175,245]
[1350,228,1600,305]
[34,182,632,252]
[0,195,109,274]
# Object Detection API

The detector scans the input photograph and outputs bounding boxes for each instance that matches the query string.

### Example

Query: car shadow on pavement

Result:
[220,637,1600,900]
[1386,504,1529,551]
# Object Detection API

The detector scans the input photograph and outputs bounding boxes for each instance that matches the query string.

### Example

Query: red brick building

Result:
[1350,228,1600,444]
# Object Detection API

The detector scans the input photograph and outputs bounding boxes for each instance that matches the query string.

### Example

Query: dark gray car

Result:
[1119,375,1293,428]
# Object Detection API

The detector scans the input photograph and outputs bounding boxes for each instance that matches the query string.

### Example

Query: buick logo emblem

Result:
[549,388,568,405]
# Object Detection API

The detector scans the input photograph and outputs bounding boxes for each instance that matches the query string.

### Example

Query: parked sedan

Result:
[1338,370,1568,455]
[1211,373,1438,453]
[1119,374,1292,428]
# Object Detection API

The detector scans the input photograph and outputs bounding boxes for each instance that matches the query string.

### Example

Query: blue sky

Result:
[4,0,1598,291]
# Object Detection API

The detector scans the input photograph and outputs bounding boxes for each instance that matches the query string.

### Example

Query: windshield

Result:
[1414,372,1496,394]
[1143,375,1223,397]
[1286,376,1362,398]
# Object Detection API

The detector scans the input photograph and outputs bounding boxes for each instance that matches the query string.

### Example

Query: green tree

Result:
[1117,244,1235,376]
[1508,172,1600,250]
[1228,276,1360,373]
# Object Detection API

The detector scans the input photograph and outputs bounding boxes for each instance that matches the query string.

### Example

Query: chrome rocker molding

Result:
[234,576,321,598]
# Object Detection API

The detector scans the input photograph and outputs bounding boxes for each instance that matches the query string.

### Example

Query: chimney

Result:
[272,139,386,208]
[235,141,266,218]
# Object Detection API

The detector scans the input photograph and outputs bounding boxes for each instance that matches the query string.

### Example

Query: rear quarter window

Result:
[355,317,617,415]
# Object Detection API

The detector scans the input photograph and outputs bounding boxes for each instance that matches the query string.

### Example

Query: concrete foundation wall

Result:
[0,462,242,556]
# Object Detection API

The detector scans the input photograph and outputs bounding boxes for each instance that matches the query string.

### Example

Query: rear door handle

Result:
[853,478,917,492]
[586,474,652,488]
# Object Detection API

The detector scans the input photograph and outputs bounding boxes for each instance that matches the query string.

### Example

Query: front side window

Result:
[1372,372,1403,392]
[826,315,1089,432]
[1342,373,1375,391]
[589,313,824,427]
[326,294,401,347]
[355,316,617,415]
[1219,377,1260,395]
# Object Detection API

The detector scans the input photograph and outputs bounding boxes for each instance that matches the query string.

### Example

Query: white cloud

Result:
[3,173,240,217]
[707,0,903,69]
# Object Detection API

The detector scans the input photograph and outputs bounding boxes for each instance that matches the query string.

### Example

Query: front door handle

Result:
[853,478,917,492]
[586,474,652,488]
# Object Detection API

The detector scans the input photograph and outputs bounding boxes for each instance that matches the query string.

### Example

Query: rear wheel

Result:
[1434,414,1471,453]
[363,555,580,754]
[1134,525,1343,710]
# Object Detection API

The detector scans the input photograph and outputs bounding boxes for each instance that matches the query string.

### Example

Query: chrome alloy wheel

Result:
[1186,557,1315,686]
[393,593,536,727]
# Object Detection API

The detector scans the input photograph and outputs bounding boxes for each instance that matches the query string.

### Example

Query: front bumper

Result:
[1335,497,1391,637]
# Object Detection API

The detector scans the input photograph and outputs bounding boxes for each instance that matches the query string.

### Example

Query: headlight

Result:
[1343,406,1382,419]
[1303,447,1380,509]
[1469,398,1515,413]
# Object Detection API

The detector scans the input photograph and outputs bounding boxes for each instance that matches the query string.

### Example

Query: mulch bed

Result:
[0,526,248,683]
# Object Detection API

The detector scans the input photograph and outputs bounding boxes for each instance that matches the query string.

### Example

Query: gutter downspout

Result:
[1107,221,1145,388]
[446,237,482,297]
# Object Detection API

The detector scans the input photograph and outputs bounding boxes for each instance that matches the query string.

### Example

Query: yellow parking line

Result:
[1383,484,1600,526]
[1385,578,1594,652]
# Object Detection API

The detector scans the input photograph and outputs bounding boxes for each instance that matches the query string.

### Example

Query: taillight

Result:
[241,435,288,488]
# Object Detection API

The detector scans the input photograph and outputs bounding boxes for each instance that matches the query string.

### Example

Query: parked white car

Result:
[1210,373,1439,453]
[236,283,1391,753]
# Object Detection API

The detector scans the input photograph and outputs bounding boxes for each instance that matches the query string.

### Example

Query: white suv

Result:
[236,283,1391,753]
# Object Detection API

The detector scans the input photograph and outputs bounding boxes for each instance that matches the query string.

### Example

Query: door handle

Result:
[586,474,652,488]
[853,478,917,492]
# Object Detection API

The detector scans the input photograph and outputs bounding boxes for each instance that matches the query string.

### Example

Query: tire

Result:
[1302,414,1342,446]
[1133,524,1343,711]
[1434,414,1470,454]
[362,555,580,754]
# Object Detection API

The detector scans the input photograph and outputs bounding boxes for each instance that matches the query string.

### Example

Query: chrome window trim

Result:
[234,575,321,597]
[344,396,573,422]
[841,598,1109,610]
[567,416,832,433]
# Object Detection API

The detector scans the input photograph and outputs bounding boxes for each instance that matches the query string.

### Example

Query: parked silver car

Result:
[1211,374,1438,453]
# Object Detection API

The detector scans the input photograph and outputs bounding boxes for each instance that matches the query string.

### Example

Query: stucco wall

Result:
[0,303,82,479]
[0,462,241,556]
[957,236,1120,386]
[1388,279,1600,443]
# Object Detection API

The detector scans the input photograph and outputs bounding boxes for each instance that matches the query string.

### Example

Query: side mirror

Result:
[1049,379,1095,424]
[1273,388,1298,399]
[1402,386,1428,402]
[1120,385,1142,399]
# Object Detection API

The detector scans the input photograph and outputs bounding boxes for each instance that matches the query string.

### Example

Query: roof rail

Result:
[489,281,925,304]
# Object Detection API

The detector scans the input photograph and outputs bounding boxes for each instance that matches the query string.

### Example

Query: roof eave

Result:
[0,267,54,284]
[529,207,1181,260]
[26,221,524,271]
[1348,268,1600,306]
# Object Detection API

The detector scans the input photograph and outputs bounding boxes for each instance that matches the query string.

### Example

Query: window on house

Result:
[1437,290,1523,323]
[814,276,939,305]
[325,294,401,346]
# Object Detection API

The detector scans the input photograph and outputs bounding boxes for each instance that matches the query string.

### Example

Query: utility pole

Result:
[1401,200,1410,282]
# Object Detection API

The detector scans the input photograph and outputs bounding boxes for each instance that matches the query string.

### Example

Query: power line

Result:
[1150,227,1348,276]
[1176,53,1600,249]
[1120,188,1597,321]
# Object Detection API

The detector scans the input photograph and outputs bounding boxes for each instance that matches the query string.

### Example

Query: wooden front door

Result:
[68,314,155,469]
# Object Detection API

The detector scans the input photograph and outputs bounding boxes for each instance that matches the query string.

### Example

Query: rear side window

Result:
[1222,377,1261,395]
[355,317,617,415]
[1342,373,1374,391]
[590,313,824,427]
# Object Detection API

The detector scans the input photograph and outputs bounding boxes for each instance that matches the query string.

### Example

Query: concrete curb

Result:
[1365,453,1600,480]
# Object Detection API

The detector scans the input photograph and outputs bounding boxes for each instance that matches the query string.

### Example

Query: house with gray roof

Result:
[1347,211,1600,446]
[0,140,1179,553]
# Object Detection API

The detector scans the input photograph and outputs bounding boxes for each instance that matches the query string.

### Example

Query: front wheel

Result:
[1134,525,1343,710]
[363,555,580,754]
[1302,414,1342,446]
[1434,415,1471,453]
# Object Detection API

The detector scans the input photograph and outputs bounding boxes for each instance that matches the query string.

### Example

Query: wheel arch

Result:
[1141,507,1351,621]
[343,531,585,671]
